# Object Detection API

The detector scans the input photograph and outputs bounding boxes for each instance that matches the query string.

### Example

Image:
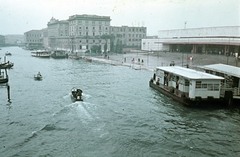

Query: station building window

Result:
[196,81,201,88]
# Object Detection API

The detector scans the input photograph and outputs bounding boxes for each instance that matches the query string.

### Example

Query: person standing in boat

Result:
[156,78,160,85]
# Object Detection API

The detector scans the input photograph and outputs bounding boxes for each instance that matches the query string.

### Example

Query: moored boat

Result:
[199,63,240,105]
[0,69,8,84]
[31,50,51,58]
[0,62,14,69]
[51,50,68,58]
[84,57,92,62]
[5,52,12,55]
[71,87,83,101]
[68,53,82,60]
[150,66,226,106]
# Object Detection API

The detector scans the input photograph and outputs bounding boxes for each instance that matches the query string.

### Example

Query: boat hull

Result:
[71,88,83,101]
[149,80,226,106]
[71,95,83,101]
[0,63,14,69]
[51,51,68,59]
[0,78,8,84]
[34,77,42,80]
[34,74,42,80]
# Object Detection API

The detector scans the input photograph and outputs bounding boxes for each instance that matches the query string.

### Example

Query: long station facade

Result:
[142,26,240,56]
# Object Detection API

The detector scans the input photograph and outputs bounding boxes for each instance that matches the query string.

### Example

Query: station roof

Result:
[199,64,240,78]
[156,66,224,80]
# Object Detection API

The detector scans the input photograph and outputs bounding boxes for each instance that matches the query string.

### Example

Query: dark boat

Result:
[0,69,8,84]
[34,72,42,80]
[5,52,12,56]
[71,87,83,101]
[0,62,14,69]
[51,50,68,59]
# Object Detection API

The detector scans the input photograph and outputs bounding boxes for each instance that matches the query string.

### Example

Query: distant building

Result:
[47,15,111,53]
[24,14,148,53]
[24,29,46,50]
[0,35,5,46]
[110,26,147,52]
[47,17,69,50]
[142,26,240,55]
[4,35,24,46]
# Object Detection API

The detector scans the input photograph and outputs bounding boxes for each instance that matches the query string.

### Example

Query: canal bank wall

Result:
[89,51,240,71]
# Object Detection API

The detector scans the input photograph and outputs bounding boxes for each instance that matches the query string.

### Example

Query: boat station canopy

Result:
[199,64,240,78]
[156,66,224,80]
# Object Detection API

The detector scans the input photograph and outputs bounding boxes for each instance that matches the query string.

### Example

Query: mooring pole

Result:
[7,85,10,102]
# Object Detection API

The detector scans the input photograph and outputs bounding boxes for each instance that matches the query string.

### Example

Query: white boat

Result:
[84,57,92,62]
[199,63,240,105]
[68,53,81,60]
[31,50,51,58]
[150,66,226,106]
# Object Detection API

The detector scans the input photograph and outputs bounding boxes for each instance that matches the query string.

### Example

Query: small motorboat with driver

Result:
[34,72,42,80]
[71,87,83,101]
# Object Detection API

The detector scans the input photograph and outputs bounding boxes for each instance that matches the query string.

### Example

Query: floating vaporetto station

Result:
[150,66,226,106]
[199,63,240,104]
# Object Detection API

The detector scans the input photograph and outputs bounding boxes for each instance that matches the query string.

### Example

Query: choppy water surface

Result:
[0,47,240,157]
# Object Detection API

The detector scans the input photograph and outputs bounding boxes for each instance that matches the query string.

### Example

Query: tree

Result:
[110,40,114,52]
[91,45,100,53]
[101,34,115,53]
[115,39,123,53]
[104,43,107,53]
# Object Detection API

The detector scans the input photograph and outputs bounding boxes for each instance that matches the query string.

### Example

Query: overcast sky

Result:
[0,0,239,35]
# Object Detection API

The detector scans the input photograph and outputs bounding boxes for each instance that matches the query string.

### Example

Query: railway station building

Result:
[142,26,240,56]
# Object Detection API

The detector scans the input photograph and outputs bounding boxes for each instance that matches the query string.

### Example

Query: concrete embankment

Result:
[89,51,240,70]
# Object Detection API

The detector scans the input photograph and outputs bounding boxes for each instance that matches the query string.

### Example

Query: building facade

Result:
[24,14,147,53]
[47,15,111,53]
[24,29,46,50]
[110,26,147,51]
[142,26,240,55]
[47,17,69,50]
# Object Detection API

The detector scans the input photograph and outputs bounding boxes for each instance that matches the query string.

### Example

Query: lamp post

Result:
[227,38,230,65]
[184,21,187,29]
[158,37,159,58]
[182,45,184,67]
[147,42,149,66]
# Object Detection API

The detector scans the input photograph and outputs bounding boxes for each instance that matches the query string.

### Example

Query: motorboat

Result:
[71,87,83,101]
[34,72,42,80]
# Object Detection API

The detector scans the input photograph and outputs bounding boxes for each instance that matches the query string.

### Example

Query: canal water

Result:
[0,47,240,157]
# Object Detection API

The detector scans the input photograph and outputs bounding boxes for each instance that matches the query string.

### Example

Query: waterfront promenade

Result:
[89,51,239,71]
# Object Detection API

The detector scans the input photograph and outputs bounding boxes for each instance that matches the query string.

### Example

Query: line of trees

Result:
[88,34,123,54]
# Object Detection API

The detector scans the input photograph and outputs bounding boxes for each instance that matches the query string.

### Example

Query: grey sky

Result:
[0,0,239,35]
